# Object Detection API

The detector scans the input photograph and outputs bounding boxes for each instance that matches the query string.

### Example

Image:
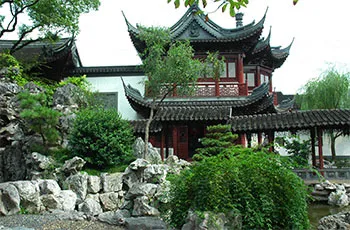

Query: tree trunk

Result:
[144,107,154,159]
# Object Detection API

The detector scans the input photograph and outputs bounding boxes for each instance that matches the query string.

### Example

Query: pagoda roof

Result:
[245,28,293,69]
[0,38,82,81]
[123,4,266,54]
[123,79,276,121]
[229,109,350,133]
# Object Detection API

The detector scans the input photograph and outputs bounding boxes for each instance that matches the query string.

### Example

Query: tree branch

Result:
[10,25,41,53]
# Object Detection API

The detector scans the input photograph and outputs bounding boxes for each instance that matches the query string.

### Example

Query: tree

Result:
[167,0,298,18]
[297,67,350,161]
[0,0,100,53]
[137,26,202,156]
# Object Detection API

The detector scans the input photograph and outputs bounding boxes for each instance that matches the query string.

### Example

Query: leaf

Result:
[174,0,180,8]
[202,0,207,8]
[229,4,236,17]
[293,0,298,5]
[167,0,171,3]
[222,3,228,13]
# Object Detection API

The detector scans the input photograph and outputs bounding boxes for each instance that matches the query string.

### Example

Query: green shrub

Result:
[68,107,135,168]
[0,53,27,85]
[18,91,61,148]
[194,124,237,160]
[164,147,310,229]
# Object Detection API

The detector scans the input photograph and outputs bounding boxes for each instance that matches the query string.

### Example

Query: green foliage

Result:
[202,52,225,80]
[276,135,311,168]
[138,26,202,99]
[164,148,310,229]
[194,124,237,160]
[0,53,27,85]
[297,67,350,110]
[68,107,135,168]
[18,91,61,148]
[0,0,100,52]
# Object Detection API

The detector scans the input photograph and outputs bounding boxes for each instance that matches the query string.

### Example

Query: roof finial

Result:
[235,12,244,27]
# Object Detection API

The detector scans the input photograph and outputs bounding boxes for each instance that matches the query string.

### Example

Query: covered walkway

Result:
[228,109,350,170]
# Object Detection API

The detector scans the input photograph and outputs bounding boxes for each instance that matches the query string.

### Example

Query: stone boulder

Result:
[87,175,101,194]
[11,181,42,213]
[23,82,44,94]
[78,198,103,216]
[64,172,88,204]
[98,209,130,226]
[124,217,167,230]
[53,83,85,107]
[165,155,191,174]
[132,137,162,164]
[61,156,86,177]
[99,192,123,211]
[328,185,349,207]
[318,211,350,230]
[0,183,20,215]
[1,142,27,182]
[101,172,123,193]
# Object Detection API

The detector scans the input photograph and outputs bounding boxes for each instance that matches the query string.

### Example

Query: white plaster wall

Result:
[87,76,146,120]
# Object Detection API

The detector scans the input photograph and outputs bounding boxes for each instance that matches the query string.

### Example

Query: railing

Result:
[293,168,350,181]
[152,81,248,97]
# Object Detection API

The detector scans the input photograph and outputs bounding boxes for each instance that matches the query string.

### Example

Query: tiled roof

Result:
[129,119,162,133]
[229,109,350,133]
[68,65,143,77]
[123,80,276,121]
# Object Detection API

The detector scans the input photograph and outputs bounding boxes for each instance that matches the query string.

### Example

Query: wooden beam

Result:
[317,127,324,174]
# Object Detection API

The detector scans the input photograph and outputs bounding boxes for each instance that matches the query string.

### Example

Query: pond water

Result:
[308,203,350,229]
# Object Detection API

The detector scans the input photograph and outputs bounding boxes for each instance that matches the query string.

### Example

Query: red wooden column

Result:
[239,134,246,147]
[257,132,262,145]
[317,128,324,174]
[172,126,178,156]
[256,66,261,87]
[160,130,165,161]
[310,128,317,168]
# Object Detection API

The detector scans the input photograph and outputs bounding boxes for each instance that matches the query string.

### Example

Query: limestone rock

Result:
[29,152,53,171]
[39,180,61,195]
[126,183,158,199]
[23,82,44,94]
[165,155,190,174]
[87,175,101,194]
[1,142,27,182]
[328,190,349,207]
[11,181,42,213]
[61,157,86,176]
[78,198,103,216]
[86,193,100,203]
[101,173,123,193]
[0,81,21,95]
[132,196,160,217]
[318,211,350,230]
[129,158,150,171]
[143,164,168,184]
[98,209,130,226]
[0,183,20,215]
[132,138,161,164]
[58,190,77,211]
[99,192,123,211]
[53,83,85,107]
[65,172,88,204]
[124,217,167,230]
[41,194,61,210]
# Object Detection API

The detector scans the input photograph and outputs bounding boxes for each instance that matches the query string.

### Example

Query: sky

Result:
[6,0,350,95]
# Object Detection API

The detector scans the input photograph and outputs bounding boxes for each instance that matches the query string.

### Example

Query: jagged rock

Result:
[315,184,324,191]
[86,193,100,203]
[318,211,350,230]
[98,209,131,226]
[132,138,161,164]
[53,83,85,107]
[23,82,44,94]
[0,183,20,215]
[123,167,141,190]
[1,142,27,182]
[99,192,123,211]
[165,155,191,174]
[322,180,337,191]
[328,190,349,207]
[65,172,88,204]
[11,181,42,213]
[38,180,61,195]
[61,156,86,176]
[126,183,158,200]
[124,217,167,230]
[40,194,61,210]
[129,158,150,171]
[28,152,53,171]
[101,173,123,193]
[143,164,168,184]
[50,209,86,221]
[78,198,103,216]
[58,190,77,211]
[181,211,242,230]
[132,195,160,217]
[0,122,24,142]
[0,80,21,95]
[87,175,101,194]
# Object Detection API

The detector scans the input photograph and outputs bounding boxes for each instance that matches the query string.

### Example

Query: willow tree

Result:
[138,26,202,156]
[297,67,350,161]
[0,0,100,53]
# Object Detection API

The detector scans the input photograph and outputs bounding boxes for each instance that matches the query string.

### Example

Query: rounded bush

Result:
[68,107,135,168]
[165,147,310,229]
